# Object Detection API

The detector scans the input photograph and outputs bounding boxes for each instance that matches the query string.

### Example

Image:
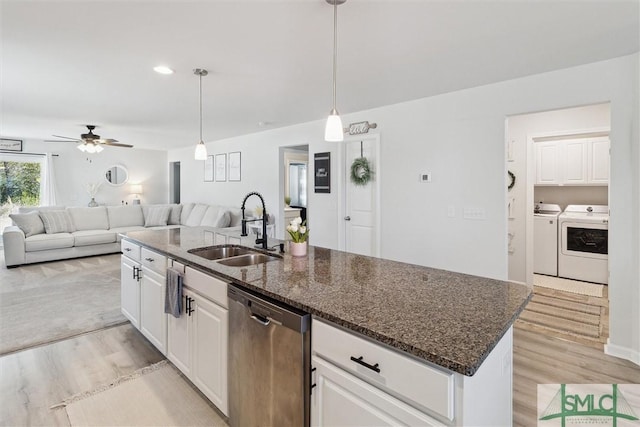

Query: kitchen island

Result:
[121,226,530,426]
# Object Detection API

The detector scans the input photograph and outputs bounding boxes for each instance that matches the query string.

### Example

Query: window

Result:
[0,153,45,243]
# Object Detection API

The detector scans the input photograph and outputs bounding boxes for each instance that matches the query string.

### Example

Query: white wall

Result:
[12,139,168,207]
[534,186,608,210]
[169,54,639,364]
[506,103,610,284]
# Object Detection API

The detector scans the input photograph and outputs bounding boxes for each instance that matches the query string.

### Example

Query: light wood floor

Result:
[513,326,640,427]
[0,324,164,426]
[1,310,638,426]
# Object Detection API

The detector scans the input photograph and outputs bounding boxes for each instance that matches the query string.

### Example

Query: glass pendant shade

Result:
[77,144,86,152]
[325,109,344,142]
[194,140,207,160]
[95,144,104,153]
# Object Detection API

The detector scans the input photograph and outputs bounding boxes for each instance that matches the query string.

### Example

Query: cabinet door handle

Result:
[186,297,195,316]
[132,266,140,281]
[344,216,351,221]
[310,367,317,395]
[350,356,380,373]
[124,247,132,252]
[145,257,154,262]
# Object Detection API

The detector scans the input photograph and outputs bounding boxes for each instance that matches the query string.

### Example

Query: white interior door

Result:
[343,136,379,257]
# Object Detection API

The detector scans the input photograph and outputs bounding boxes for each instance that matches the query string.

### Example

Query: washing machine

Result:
[558,205,609,284]
[534,203,562,276]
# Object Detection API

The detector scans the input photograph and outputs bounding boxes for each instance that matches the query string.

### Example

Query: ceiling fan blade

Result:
[44,139,77,143]
[96,138,119,143]
[51,135,81,141]
[101,141,133,148]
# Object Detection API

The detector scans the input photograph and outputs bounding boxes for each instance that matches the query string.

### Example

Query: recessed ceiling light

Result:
[153,66,174,75]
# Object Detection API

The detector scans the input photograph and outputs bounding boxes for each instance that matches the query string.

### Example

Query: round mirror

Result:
[105,164,129,186]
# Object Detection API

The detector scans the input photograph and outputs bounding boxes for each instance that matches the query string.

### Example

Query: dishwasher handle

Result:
[250,313,271,326]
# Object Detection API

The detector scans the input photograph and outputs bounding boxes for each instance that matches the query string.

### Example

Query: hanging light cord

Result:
[199,72,203,142]
[332,0,338,112]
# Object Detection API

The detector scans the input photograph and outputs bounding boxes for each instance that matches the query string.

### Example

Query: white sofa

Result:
[2,203,242,267]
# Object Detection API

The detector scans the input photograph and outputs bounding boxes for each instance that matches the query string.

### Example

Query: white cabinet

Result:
[535,141,561,185]
[121,240,168,355]
[120,255,141,328]
[139,247,168,354]
[311,319,514,427]
[166,267,229,416]
[312,356,442,427]
[191,291,228,415]
[563,140,588,184]
[590,138,610,183]
[535,137,609,186]
[140,265,167,354]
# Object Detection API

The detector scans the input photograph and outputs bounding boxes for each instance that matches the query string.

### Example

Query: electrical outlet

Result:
[419,173,432,183]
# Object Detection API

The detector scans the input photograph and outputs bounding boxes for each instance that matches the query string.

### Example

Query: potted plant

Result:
[286,216,309,257]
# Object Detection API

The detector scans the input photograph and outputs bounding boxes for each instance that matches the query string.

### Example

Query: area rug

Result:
[533,274,604,298]
[0,252,127,355]
[55,360,227,426]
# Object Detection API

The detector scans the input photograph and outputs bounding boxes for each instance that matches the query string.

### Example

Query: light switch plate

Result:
[463,207,486,220]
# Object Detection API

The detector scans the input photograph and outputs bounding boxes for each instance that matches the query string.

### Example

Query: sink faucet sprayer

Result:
[240,191,275,251]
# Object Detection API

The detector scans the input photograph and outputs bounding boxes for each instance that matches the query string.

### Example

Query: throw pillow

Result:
[213,210,231,228]
[39,210,75,234]
[9,211,46,237]
[144,206,171,227]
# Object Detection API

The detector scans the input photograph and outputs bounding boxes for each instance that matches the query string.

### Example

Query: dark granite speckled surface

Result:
[122,226,531,376]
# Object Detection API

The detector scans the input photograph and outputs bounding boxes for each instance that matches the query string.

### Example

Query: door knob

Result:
[344,216,351,221]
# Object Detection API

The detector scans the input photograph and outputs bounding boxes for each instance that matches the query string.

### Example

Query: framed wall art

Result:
[0,138,23,152]
[215,153,227,182]
[228,151,241,182]
[314,152,330,193]
[204,155,214,182]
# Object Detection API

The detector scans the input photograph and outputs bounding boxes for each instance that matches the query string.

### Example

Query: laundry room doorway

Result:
[505,102,611,349]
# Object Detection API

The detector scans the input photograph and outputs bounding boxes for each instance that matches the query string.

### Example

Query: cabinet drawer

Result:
[121,240,140,261]
[184,267,228,309]
[313,319,454,421]
[141,247,167,274]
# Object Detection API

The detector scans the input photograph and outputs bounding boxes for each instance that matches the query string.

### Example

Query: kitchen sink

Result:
[188,245,254,260]
[217,253,280,267]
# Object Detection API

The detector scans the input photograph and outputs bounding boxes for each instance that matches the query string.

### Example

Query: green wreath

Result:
[508,170,516,191]
[351,157,373,186]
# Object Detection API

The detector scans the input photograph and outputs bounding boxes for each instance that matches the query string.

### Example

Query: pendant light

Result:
[324,0,346,142]
[194,68,209,160]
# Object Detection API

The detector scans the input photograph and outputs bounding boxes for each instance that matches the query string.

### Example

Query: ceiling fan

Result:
[45,125,133,153]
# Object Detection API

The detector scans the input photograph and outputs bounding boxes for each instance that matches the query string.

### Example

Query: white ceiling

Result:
[1,0,638,151]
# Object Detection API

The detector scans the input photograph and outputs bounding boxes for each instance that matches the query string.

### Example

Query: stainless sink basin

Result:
[217,253,280,267]
[188,245,254,260]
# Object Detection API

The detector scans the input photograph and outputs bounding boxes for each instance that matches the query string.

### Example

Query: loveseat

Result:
[2,203,242,267]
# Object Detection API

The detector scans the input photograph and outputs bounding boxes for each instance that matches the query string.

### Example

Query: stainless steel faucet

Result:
[240,191,274,251]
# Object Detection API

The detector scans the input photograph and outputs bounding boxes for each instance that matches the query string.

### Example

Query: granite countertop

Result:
[122,226,531,376]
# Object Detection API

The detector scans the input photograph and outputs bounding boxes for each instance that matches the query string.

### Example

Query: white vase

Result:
[88,198,98,207]
[290,241,307,257]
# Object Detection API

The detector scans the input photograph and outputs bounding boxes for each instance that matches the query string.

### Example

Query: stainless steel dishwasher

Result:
[228,284,311,427]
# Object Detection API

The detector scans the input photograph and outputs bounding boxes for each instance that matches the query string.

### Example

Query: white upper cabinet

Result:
[590,138,610,183]
[563,140,588,184]
[535,137,609,186]
[535,141,561,185]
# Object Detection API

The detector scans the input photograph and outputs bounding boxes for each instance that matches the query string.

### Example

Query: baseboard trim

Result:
[605,340,640,366]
